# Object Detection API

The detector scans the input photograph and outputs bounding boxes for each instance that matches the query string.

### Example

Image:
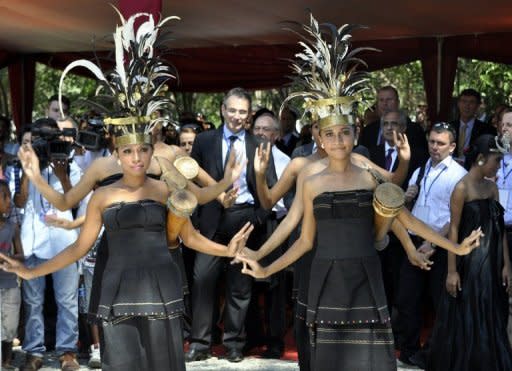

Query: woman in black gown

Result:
[428,135,512,371]
[0,138,253,370]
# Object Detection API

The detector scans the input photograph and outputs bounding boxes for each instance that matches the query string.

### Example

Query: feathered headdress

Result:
[58,5,180,147]
[280,13,378,131]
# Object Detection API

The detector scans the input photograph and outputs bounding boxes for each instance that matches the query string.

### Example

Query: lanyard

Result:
[423,160,447,205]
[500,161,512,186]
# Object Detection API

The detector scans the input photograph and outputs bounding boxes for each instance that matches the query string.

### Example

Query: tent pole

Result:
[436,37,444,116]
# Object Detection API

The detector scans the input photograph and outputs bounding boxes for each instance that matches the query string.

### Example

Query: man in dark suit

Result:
[450,88,497,168]
[186,88,276,363]
[360,85,428,157]
[275,106,300,156]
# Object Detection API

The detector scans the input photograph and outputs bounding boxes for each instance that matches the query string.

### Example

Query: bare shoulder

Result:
[301,157,328,178]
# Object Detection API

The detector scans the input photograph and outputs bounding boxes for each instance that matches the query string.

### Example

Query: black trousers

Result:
[396,236,447,360]
[189,205,264,351]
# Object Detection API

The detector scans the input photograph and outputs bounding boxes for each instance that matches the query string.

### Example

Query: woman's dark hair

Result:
[466,134,499,168]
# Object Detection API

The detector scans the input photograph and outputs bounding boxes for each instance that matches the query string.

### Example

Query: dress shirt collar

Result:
[223,125,245,142]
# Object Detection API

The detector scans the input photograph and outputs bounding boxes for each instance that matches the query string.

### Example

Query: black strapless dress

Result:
[88,173,189,322]
[308,190,395,371]
[94,199,185,371]
[427,199,512,371]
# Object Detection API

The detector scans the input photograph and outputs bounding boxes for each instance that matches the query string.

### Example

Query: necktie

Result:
[385,148,394,171]
[224,135,237,169]
[458,123,466,157]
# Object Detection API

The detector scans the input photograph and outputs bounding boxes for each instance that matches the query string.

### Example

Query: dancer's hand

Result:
[254,142,271,175]
[18,143,40,180]
[0,252,33,280]
[394,132,410,162]
[223,149,245,184]
[455,227,483,255]
[226,222,254,257]
[446,271,461,297]
[407,243,434,271]
[236,255,268,279]
[230,246,258,264]
[502,265,512,295]
[220,187,239,209]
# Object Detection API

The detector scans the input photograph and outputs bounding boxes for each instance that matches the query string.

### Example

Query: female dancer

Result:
[1,137,252,370]
[427,135,512,371]
[238,118,481,370]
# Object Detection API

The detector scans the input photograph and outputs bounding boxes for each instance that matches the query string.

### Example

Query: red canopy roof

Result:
[1,0,512,126]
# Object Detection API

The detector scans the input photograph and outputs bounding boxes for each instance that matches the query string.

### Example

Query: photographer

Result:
[14,118,82,371]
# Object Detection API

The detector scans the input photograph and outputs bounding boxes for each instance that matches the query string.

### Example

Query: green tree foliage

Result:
[455,58,512,112]
[367,61,427,118]
[33,63,97,119]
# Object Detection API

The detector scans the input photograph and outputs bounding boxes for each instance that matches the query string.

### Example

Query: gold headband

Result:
[115,133,153,147]
[318,114,355,131]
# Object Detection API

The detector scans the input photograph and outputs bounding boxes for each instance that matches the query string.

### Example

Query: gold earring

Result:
[321,143,325,149]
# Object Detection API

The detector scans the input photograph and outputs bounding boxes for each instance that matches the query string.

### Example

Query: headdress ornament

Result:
[280,13,378,131]
[58,5,180,146]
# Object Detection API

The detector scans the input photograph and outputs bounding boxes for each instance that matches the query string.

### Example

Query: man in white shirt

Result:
[397,122,467,368]
[16,118,81,371]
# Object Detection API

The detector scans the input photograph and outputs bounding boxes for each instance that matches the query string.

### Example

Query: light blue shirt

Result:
[497,153,512,226]
[21,162,82,259]
[222,126,254,205]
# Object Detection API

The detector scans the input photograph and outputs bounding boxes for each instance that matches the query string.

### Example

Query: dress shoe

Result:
[21,354,44,371]
[409,351,427,369]
[226,348,244,363]
[184,348,211,362]
[397,355,419,369]
[59,352,80,371]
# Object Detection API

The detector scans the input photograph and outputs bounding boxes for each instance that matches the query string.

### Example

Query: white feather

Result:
[114,26,128,98]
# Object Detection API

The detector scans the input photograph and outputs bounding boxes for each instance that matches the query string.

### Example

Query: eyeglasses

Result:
[253,126,276,132]
[432,122,456,137]
[382,121,400,127]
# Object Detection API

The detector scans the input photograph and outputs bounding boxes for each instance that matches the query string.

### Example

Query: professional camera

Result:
[76,117,108,151]
[31,126,76,167]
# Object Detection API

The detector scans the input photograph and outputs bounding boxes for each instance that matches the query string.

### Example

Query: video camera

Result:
[31,126,76,167]
[76,117,108,151]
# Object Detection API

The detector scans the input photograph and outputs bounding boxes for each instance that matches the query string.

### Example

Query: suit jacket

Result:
[450,118,497,155]
[369,143,427,190]
[360,118,428,158]
[275,133,299,157]
[191,127,277,238]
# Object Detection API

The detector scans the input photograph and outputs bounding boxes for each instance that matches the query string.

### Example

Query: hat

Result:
[280,13,377,131]
[58,5,180,147]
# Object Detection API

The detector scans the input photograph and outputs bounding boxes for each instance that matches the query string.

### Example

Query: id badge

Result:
[499,189,510,209]
[414,205,430,222]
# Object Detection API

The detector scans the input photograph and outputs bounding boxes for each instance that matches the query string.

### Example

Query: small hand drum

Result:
[173,156,199,180]
[373,182,405,218]
[167,189,198,247]
[167,189,198,218]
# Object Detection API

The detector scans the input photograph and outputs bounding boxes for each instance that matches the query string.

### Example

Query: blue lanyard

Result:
[423,160,447,204]
[501,162,512,185]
